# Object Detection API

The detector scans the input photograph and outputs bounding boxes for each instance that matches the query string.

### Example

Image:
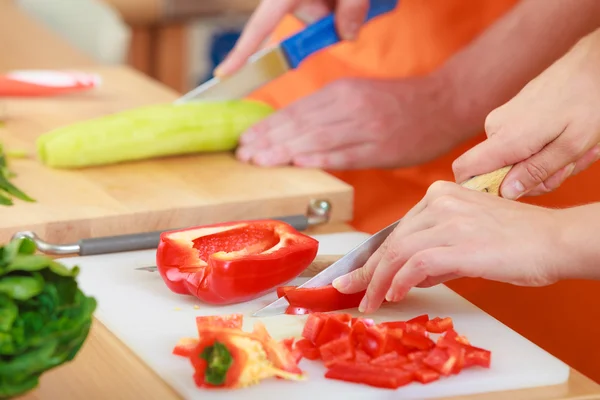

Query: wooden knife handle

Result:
[460,165,513,195]
[300,255,344,277]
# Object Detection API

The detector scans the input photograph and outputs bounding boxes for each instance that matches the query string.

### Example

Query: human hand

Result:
[331,180,569,314]
[215,0,370,77]
[236,75,465,169]
[452,29,600,200]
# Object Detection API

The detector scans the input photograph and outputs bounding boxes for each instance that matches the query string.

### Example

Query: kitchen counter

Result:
[3,3,600,399]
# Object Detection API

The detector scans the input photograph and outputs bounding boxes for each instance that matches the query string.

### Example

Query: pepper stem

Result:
[200,341,233,386]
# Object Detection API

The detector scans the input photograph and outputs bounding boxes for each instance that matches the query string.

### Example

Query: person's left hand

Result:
[452,29,600,200]
[331,180,568,314]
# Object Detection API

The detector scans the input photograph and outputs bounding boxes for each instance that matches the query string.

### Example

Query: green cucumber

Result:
[36,100,274,169]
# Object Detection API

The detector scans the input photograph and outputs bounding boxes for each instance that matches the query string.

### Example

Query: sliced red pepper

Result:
[277,286,296,298]
[283,284,366,314]
[156,220,319,305]
[408,350,429,362]
[425,317,454,333]
[173,337,199,357]
[301,314,325,343]
[314,317,351,347]
[378,321,407,330]
[196,314,243,332]
[319,337,354,367]
[383,330,409,356]
[294,338,321,360]
[325,362,414,389]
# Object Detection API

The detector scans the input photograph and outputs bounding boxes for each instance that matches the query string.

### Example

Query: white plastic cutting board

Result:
[57,232,570,399]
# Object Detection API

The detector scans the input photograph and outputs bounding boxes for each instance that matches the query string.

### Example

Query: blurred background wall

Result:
[15,0,260,93]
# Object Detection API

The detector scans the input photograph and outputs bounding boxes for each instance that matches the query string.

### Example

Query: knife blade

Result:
[174,0,398,103]
[252,166,513,317]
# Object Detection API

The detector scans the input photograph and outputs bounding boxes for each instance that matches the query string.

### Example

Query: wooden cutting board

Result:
[0,65,353,244]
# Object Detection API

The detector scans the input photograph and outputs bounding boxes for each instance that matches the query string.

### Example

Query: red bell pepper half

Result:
[291,312,492,390]
[156,219,319,305]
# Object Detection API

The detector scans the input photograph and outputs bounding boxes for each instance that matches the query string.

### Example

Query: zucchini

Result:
[36,100,274,168]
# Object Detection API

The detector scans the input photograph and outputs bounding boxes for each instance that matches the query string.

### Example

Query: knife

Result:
[174,0,399,103]
[252,166,513,317]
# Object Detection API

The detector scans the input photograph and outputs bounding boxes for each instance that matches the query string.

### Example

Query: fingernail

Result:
[358,296,369,313]
[332,275,349,291]
[564,162,576,177]
[502,180,525,200]
[385,289,395,302]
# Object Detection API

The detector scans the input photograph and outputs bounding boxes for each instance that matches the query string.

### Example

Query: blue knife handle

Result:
[279,0,399,68]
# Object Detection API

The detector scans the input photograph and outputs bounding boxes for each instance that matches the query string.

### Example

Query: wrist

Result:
[555,204,600,281]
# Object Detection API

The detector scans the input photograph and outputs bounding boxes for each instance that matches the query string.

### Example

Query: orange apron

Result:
[250,0,600,383]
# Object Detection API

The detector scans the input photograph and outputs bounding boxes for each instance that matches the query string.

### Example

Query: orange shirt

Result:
[250,0,600,383]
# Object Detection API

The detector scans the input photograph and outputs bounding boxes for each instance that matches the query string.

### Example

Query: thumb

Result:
[501,134,583,199]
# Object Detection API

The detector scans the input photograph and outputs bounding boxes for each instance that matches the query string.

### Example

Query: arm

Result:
[437,0,600,139]
[559,202,600,281]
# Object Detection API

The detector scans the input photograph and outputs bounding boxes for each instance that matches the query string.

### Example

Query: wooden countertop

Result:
[4,3,600,400]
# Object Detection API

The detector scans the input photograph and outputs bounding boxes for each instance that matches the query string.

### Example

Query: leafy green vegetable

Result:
[200,341,233,386]
[36,100,274,169]
[0,237,97,399]
[0,142,35,206]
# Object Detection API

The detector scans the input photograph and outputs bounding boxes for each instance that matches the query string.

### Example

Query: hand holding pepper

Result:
[331,181,600,314]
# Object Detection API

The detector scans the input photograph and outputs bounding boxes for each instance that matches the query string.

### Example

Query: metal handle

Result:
[11,199,333,256]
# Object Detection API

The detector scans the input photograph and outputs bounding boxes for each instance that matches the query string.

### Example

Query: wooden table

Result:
[4,3,600,399]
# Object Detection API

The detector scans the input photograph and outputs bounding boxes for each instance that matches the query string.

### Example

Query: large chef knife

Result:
[252,166,513,317]
[175,0,399,103]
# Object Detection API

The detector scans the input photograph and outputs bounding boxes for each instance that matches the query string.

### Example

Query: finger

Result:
[215,0,297,76]
[572,144,600,175]
[333,204,444,295]
[334,0,370,40]
[332,234,391,294]
[500,129,586,199]
[291,143,376,169]
[294,0,333,24]
[452,117,565,185]
[385,247,468,302]
[523,163,575,197]
[238,89,336,149]
[361,224,456,314]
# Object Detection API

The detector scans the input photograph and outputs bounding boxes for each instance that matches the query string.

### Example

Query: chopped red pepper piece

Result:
[301,314,326,343]
[351,317,375,327]
[407,314,429,325]
[294,338,321,360]
[173,337,199,357]
[156,220,319,305]
[464,345,492,368]
[414,367,441,384]
[401,331,435,351]
[425,317,454,333]
[353,349,372,363]
[252,322,303,374]
[423,347,458,376]
[370,351,408,368]
[325,361,415,389]
[314,317,351,347]
[319,337,354,367]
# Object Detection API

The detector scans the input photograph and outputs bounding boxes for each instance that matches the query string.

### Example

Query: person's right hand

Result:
[215,0,370,77]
